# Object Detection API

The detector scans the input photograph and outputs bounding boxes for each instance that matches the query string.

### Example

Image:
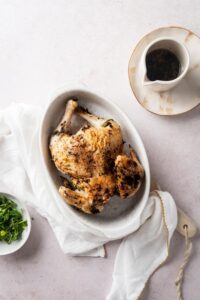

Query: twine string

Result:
[175,225,193,300]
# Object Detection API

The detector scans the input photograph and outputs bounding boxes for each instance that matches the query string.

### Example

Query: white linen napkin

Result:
[0,103,177,300]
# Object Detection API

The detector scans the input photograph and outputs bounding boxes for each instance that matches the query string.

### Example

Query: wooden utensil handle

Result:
[150,180,197,238]
[177,208,197,238]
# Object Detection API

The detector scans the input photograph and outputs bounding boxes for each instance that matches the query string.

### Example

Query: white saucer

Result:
[128,26,200,115]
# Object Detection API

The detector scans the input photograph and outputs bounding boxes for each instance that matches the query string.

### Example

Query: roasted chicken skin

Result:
[115,145,144,199]
[49,99,144,214]
[59,175,116,214]
[50,100,123,178]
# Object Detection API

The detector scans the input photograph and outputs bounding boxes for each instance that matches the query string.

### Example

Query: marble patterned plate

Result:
[128,26,200,115]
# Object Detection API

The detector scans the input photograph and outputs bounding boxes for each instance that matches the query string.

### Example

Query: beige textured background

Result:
[0,1,199,299]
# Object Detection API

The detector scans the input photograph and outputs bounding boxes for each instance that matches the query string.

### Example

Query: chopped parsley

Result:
[0,195,27,244]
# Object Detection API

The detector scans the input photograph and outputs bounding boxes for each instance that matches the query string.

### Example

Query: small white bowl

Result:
[40,85,150,239]
[0,193,31,255]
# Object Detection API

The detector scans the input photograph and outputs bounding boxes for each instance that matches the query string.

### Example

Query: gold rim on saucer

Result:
[128,26,200,116]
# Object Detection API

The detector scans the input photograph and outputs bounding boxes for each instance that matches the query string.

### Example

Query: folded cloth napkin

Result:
[0,103,177,300]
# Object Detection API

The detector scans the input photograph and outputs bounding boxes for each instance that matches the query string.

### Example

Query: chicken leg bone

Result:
[54,99,78,134]
[78,107,114,128]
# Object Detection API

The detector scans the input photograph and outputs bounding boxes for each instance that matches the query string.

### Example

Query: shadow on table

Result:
[8,212,42,261]
[140,230,199,299]
[156,103,200,123]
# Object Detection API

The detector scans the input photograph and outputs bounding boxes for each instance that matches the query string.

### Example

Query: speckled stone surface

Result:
[0,1,200,299]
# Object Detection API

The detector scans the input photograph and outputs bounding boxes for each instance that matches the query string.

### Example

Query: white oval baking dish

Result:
[40,86,150,239]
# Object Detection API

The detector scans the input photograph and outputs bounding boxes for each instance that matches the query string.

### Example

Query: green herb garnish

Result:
[101,119,114,128]
[0,195,27,244]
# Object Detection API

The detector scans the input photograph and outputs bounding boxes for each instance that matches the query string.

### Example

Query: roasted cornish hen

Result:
[49,99,144,214]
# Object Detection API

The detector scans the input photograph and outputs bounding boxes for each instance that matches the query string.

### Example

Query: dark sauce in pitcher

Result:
[146,49,180,81]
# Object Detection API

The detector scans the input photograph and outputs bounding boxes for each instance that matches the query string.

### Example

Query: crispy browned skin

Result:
[50,104,123,178]
[59,175,116,214]
[115,146,144,199]
[49,100,144,214]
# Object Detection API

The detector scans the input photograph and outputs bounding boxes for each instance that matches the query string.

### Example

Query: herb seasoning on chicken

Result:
[49,100,144,214]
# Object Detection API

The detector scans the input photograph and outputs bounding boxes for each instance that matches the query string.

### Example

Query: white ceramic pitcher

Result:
[140,37,190,92]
